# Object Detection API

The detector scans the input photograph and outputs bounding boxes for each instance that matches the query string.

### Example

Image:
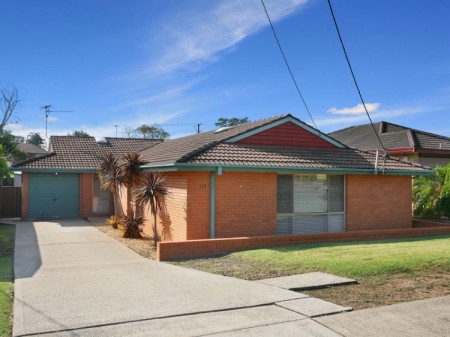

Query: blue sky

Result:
[2,0,450,142]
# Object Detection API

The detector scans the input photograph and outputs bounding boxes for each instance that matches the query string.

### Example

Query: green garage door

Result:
[28,173,80,219]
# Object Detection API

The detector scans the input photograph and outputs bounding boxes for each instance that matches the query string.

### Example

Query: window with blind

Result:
[276,174,345,235]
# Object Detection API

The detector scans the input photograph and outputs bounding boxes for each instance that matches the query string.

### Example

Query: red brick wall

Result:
[236,122,336,148]
[186,172,210,240]
[141,172,188,241]
[80,173,93,218]
[156,227,450,261]
[21,172,29,219]
[346,175,412,231]
[215,172,277,238]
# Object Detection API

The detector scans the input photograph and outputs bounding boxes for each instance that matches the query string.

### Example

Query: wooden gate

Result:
[1,187,21,218]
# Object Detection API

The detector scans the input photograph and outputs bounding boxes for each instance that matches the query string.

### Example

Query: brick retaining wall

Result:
[156,226,450,261]
[413,219,450,228]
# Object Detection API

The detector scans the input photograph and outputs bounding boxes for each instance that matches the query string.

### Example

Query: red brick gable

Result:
[234,121,337,148]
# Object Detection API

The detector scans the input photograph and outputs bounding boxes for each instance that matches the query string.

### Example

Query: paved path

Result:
[13,219,450,336]
[13,220,339,336]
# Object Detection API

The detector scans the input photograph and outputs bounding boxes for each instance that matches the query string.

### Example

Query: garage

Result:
[28,173,80,219]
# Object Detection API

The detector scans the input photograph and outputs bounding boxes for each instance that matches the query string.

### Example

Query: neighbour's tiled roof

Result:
[17,143,48,155]
[329,121,450,151]
[185,143,428,172]
[140,115,293,164]
[101,137,162,156]
[13,136,161,170]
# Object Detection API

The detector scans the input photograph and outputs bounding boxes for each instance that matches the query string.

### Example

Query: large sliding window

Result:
[276,174,345,235]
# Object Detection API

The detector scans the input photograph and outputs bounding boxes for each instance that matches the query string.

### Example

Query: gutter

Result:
[141,163,433,176]
[12,168,98,173]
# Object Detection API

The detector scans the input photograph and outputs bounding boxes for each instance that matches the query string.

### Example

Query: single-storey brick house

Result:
[329,121,450,167]
[14,115,431,241]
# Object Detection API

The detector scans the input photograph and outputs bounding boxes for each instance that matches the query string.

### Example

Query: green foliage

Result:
[135,124,170,139]
[413,164,450,218]
[0,130,27,163]
[26,132,45,146]
[71,130,90,137]
[215,117,249,127]
[0,224,16,336]
[0,145,9,179]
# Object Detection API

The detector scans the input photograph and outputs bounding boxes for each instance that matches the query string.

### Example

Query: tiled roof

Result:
[186,143,428,172]
[141,115,295,164]
[13,136,161,170]
[329,121,450,151]
[17,143,48,155]
[101,137,162,156]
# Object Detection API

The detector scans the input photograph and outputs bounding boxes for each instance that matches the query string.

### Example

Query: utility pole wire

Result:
[260,0,317,129]
[327,0,388,156]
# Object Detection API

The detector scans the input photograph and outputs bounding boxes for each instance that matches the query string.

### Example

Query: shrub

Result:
[122,212,145,238]
[413,164,450,218]
[106,215,121,229]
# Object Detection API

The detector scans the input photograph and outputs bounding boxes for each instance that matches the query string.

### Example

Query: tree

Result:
[0,145,9,179]
[26,132,45,146]
[135,172,169,245]
[0,130,27,163]
[215,117,249,127]
[135,124,170,139]
[413,164,450,218]
[97,154,126,219]
[0,86,19,132]
[71,130,91,137]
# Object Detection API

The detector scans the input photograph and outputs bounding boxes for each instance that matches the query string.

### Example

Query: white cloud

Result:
[317,105,435,128]
[327,103,381,115]
[47,116,59,122]
[150,0,308,75]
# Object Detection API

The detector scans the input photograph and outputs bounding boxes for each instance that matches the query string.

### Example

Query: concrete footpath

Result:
[12,220,450,336]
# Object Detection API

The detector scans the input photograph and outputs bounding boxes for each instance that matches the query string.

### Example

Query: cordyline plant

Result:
[97,153,126,219]
[135,172,169,246]
[122,152,146,215]
[122,211,145,238]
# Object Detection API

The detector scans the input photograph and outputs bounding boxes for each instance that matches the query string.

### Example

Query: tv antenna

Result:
[42,105,74,138]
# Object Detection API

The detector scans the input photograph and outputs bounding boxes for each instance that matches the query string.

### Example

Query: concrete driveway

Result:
[13,219,338,336]
[13,219,450,336]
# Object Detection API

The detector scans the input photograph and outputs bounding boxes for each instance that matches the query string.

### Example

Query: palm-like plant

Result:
[122,152,146,215]
[122,211,145,238]
[135,172,169,245]
[97,153,126,218]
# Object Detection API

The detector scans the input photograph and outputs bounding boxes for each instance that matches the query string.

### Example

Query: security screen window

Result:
[276,174,345,234]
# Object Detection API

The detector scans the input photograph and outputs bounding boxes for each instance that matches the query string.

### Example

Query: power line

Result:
[260,0,317,129]
[326,0,388,155]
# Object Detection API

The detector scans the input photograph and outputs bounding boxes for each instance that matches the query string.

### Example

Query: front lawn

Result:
[172,235,450,309]
[0,224,15,337]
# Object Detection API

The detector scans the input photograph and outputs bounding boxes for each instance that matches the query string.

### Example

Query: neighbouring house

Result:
[13,143,48,187]
[17,143,48,160]
[13,136,161,219]
[329,121,450,167]
[13,115,432,240]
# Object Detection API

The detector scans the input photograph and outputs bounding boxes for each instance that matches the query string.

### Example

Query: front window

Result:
[276,174,345,234]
